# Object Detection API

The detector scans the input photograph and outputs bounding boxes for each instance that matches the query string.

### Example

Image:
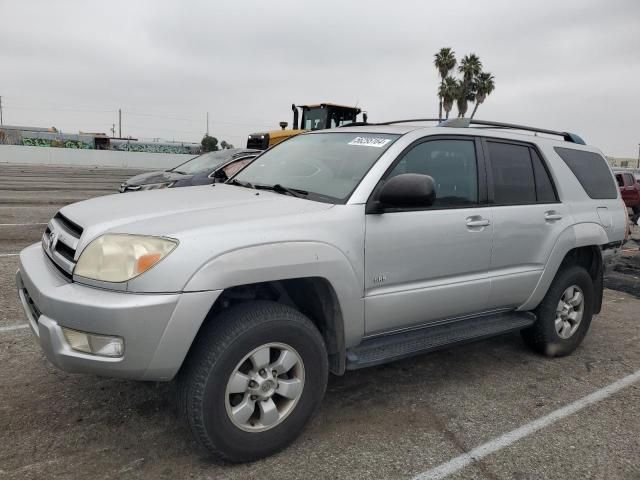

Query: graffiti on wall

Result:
[112,141,195,154]
[22,138,92,149]
[1,127,200,154]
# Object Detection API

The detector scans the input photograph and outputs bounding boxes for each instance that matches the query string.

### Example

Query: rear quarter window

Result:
[554,147,618,199]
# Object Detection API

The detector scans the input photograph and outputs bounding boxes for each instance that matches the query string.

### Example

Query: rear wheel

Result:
[178,301,328,462]
[522,265,594,357]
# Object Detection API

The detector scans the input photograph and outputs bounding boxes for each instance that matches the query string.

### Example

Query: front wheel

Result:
[178,301,328,462]
[522,265,594,357]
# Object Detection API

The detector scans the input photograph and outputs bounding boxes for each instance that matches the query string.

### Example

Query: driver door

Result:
[364,137,494,335]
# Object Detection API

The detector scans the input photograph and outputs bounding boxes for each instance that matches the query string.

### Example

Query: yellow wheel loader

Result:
[247,103,367,150]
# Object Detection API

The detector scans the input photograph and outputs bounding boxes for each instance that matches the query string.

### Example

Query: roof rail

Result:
[438,118,586,144]
[338,118,586,145]
[376,118,441,125]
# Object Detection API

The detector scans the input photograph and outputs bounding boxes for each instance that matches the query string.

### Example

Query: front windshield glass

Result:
[171,150,234,175]
[302,108,328,130]
[232,132,400,203]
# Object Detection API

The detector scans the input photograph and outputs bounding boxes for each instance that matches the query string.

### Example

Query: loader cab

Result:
[298,104,363,130]
[247,102,366,150]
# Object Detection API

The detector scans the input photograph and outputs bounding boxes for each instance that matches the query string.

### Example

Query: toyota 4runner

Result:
[16,118,627,462]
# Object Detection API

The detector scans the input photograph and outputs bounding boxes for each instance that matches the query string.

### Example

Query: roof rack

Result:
[341,118,586,145]
[438,118,586,144]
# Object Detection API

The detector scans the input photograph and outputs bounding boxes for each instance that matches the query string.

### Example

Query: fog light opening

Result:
[62,328,124,358]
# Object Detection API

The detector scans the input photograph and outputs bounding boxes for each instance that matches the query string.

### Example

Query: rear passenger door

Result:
[483,139,571,309]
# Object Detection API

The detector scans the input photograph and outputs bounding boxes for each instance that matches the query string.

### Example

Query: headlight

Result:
[139,182,174,190]
[74,234,178,282]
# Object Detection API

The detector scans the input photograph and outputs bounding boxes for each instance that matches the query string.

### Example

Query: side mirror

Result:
[212,169,228,182]
[370,173,436,212]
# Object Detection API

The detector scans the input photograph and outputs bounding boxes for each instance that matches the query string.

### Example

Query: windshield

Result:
[171,150,235,175]
[302,108,328,130]
[232,132,400,203]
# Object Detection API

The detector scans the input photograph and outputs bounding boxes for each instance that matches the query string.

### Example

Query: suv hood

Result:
[59,184,333,250]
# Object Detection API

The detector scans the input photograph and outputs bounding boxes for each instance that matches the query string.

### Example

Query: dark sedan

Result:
[119,148,260,192]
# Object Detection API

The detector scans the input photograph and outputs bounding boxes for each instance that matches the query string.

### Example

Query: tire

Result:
[521,265,594,357]
[178,301,328,462]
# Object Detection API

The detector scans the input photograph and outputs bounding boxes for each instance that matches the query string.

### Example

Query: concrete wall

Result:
[0,144,194,170]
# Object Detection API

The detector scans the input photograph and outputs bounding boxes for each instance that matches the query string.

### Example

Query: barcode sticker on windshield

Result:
[348,137,391,148]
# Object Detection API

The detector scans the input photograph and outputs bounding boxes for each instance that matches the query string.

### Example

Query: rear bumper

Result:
[16,243,221,380]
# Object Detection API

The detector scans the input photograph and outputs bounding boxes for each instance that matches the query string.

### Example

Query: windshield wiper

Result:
[254,183,308,198]
[172,170,188,175]
[228,178,254,189]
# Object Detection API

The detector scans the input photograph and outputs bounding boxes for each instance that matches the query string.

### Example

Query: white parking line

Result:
[413,368,640,480]
[0,223,47,226]
[0,324,29,333]
[0,253,19,257]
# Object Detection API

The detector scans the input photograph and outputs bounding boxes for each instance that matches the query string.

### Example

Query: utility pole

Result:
[0,96,3,125]
[637,143,639,169]
[118,109,122,138]
[206,112,209,136]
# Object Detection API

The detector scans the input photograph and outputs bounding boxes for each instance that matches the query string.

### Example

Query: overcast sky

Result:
[1,0,639,156]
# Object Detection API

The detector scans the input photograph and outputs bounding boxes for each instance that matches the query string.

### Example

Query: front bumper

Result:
[16,243,221,380]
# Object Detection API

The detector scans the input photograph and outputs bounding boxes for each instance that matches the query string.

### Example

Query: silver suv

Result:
[16,119,627,462]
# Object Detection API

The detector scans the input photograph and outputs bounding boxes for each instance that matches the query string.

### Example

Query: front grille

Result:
[54,212,83,237]
[42,212,83,278]
[55,241,75,262]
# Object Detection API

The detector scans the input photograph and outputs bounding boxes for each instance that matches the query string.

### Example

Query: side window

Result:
[624,174,635,186]
[531,149,558,203]
[615,174,624,187]
[487,141,535,205]
[554,147,618,199]
[387,139,478,208]
[223,157,254,178]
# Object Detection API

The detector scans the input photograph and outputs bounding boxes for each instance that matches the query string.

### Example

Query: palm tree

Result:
[433,48,457,121]
[454,54,482,118]
[439,76,458,119]
[470,72,495,119]
[458,54,482,90]
[456,80,475,118]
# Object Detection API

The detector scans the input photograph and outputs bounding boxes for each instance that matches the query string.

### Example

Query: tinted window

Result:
[554,147,618,199]
[531,149,558,203]
[488,142,535,205]
[615,174,624,187]
[387,139,478,208]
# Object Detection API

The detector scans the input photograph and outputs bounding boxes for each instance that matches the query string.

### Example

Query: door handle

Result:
[466,217,490,227]
[544,211,563,221]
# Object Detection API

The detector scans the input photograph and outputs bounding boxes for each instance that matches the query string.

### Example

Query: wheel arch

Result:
[185,277,348,375]
[520,223,606,312]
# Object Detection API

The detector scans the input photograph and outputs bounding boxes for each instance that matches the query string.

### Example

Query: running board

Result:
[346,312,536,370]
